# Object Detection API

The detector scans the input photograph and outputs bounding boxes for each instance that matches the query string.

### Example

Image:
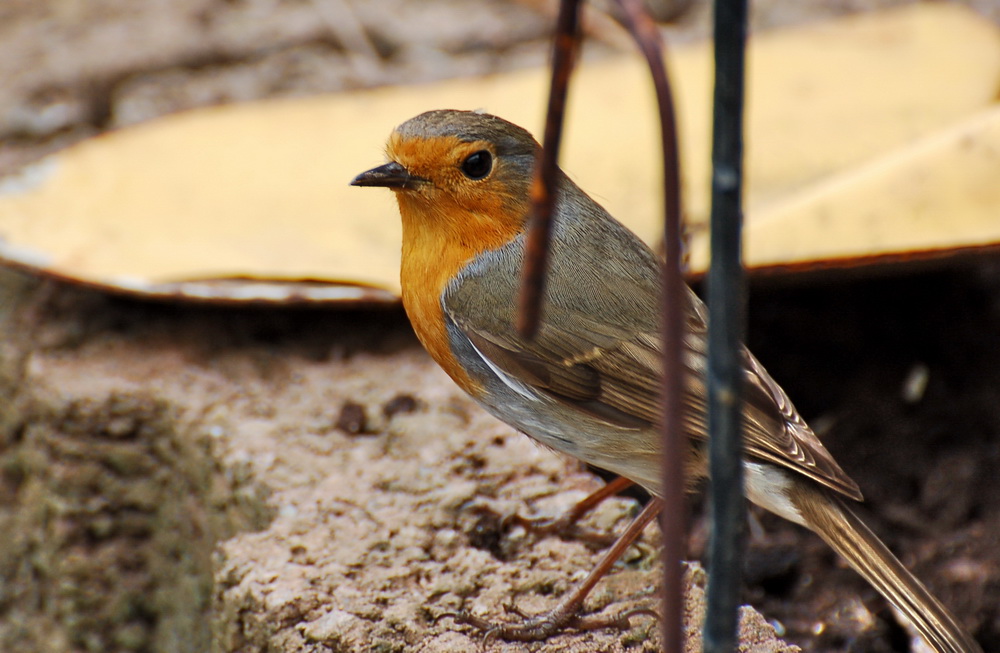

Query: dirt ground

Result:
[1,1,999,652]
[737,265,1000,651]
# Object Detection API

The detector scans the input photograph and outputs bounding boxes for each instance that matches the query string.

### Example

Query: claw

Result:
[439,498,664,643]
[449,603,657,642]
[499,510,621,548]
[502,601,530,619]
[432,610,461,626]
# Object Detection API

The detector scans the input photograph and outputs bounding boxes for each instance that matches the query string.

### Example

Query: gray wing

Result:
[445,180,861,501]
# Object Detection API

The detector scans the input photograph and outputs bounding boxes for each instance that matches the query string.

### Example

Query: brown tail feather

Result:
[793,485,981,653]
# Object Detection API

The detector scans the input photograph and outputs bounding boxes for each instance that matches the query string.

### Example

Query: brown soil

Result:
[735,265,1000,652]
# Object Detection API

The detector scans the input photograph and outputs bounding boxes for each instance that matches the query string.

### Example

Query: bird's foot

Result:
[438,601,658,643]
[501,476,636,547]
[501,511,618,547]
[438,500,664,643]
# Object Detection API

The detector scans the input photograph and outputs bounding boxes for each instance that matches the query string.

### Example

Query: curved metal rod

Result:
[606,4,687,652]
[517,0,688,650]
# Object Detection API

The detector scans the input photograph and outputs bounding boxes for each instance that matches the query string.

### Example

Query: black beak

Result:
[350,161,426,189]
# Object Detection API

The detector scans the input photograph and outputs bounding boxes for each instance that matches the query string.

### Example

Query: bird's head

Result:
[352,110,539,246]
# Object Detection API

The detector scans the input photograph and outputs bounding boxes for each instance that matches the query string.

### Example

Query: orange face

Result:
[385,132,530,248]
[380,129,532,395]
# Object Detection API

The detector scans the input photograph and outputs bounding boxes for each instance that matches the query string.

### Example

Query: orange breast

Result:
[396,192,520,398]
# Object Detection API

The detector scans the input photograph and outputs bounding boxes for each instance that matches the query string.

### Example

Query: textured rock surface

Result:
[0,269,794,652]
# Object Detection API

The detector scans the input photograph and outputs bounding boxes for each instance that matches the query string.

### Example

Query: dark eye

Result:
[461,150,493,180]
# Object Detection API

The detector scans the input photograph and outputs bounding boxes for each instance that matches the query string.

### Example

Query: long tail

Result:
[792,484,982,653]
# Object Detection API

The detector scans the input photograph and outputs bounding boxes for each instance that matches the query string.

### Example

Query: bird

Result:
[350,109,981,652]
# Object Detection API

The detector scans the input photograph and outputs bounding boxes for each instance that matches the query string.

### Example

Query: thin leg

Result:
[447,498,663,642]
[506,476,636,546]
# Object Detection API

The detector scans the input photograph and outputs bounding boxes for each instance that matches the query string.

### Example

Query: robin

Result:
[351,109,981,652]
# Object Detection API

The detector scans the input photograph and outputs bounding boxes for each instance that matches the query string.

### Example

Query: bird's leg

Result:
[504,476,636,546]
[446,498,662,642]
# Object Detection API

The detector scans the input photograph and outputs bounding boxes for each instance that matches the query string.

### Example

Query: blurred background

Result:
[1,2,999,652]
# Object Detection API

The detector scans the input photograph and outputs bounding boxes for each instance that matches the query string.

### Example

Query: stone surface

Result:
[0,269,794,652]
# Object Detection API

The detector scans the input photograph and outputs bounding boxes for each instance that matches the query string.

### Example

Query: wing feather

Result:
[443,181,861,501]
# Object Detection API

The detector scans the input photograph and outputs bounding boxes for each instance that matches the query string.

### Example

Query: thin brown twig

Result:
[511,0,634,49]
[516,0,582,339]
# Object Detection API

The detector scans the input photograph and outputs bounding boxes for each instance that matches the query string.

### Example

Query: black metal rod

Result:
[610,2,686,652]
[704,0,749,650]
